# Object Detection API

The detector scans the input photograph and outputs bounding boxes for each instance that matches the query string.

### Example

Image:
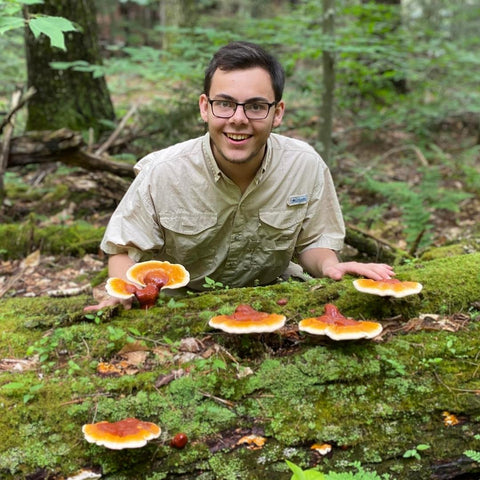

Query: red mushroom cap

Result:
[82,417,161,450]
[299,304,383,340]
[353,278,422,298]
[209,304,286,334]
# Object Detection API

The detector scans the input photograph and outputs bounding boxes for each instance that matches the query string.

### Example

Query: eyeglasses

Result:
[208,98,277,120]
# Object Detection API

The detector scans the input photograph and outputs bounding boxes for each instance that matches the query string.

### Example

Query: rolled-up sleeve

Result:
[100,169,165,262]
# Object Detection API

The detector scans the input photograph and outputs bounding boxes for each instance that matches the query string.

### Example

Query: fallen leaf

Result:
[237,434,266,450]
[311,443,332,455]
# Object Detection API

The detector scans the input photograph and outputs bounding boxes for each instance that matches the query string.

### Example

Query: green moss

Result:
[0,220,105,259]
[1,253,480,478]
[420,244,470,261]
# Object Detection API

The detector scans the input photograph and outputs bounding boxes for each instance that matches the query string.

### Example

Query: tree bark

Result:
[23,0,115,136]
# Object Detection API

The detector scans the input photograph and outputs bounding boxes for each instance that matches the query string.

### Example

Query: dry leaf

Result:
[237,434,266,450]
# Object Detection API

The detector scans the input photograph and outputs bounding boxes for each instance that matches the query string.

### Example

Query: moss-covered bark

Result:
[0,254,479,479]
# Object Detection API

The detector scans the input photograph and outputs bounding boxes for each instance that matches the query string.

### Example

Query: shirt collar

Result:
[202,133,223,182]
[255,136,272,185]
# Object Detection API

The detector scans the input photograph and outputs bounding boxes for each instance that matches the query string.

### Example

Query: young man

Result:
[85,41,393,311]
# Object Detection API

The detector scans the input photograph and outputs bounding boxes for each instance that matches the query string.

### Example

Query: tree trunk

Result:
[159,0,199,50]
[319,0,335,163]
[23,0,115,136]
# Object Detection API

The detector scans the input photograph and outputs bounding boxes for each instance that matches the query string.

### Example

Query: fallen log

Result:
[7,128,135,178]
[1,253,480,479]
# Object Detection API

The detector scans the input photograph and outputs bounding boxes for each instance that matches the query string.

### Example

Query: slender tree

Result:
[23,0,115,135]
[319,0,335,163]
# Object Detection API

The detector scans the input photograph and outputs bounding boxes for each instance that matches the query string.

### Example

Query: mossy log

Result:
[0,254,479,479]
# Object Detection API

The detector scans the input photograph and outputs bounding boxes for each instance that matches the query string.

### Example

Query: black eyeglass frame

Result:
[207,98,277,120]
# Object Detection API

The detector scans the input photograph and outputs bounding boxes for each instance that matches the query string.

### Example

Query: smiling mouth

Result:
[225,133,251,141]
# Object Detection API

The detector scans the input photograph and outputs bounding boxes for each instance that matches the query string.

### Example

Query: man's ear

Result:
[199,94,209,122]
[272,100,285,128]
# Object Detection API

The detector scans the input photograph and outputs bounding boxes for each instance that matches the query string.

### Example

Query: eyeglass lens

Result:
[211,100,271,119]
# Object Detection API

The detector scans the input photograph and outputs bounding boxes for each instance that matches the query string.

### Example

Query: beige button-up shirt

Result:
[101,133,345,289]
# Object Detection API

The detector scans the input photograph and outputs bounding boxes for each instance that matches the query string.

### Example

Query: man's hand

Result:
[299,247,395,281]
[84,296,133,313]
[322,261,395,281]
[84,253,136,313]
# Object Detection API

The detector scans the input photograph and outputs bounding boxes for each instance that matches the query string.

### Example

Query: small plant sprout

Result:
[84,309,105,324]
[202,276,228,291]
[403,444,430,460]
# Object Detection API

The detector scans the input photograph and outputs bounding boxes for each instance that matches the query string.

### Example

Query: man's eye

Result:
[247,103,266,111]
[219,101,234,108]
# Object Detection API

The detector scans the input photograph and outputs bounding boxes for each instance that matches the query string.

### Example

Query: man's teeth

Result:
[228,134,249,140]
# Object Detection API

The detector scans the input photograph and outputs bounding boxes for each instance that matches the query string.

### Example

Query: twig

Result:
[47,284,92,297]
[94,103,138,156]
[199,390,235,408]
[434,372,480,394]
[0,86,36,136]
[346,223,402,250]
[1,90,22,180]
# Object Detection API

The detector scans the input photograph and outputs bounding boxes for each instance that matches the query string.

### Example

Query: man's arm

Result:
[84,253,136,312]
[299,247,395,281]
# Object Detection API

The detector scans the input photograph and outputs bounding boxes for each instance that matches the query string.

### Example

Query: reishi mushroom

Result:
[208,304,286,334]
[298,304,383,340]
[353,278,422,298]
[106,260,190,309]
[82,417,161,450]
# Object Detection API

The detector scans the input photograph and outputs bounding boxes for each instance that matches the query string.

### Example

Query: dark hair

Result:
[203,41,285,103]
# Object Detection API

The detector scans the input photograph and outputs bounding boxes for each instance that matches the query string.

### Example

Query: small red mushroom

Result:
[170,432,188,449]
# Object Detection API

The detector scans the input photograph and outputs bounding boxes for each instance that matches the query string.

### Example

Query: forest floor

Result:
[1,118,479,303]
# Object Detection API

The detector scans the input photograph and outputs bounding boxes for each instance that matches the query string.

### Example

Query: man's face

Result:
[199,67,285,169]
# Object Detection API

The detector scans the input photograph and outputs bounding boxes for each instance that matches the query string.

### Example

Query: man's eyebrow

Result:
[212,93,272,103]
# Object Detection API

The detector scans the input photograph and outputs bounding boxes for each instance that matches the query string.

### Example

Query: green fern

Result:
[464,450,480,463]
[362,165,472,254]
[286,460,391,480]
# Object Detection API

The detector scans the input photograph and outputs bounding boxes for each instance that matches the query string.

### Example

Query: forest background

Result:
[1,0,479,264]
[1,1,480,479]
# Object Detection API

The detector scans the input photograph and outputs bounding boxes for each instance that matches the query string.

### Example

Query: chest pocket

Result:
[160,212,218,262]
[258,207,305,251]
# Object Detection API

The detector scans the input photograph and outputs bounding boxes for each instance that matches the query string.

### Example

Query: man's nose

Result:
[229,105,249,122]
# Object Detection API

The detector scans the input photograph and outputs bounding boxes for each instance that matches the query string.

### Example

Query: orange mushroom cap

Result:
[353,278,422,298]
[82,417,161,450]
[105,261,190,309]
[299,304,383,340]
[209,304,286,334]
[105,277,137,299]
[127,261,190,289]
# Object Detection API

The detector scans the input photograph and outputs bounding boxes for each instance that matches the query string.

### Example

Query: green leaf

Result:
[29,15,77,50]
[1,381,24,391]
[286,460,307,480]
[0,16,25,34]
[416,444,430,451]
